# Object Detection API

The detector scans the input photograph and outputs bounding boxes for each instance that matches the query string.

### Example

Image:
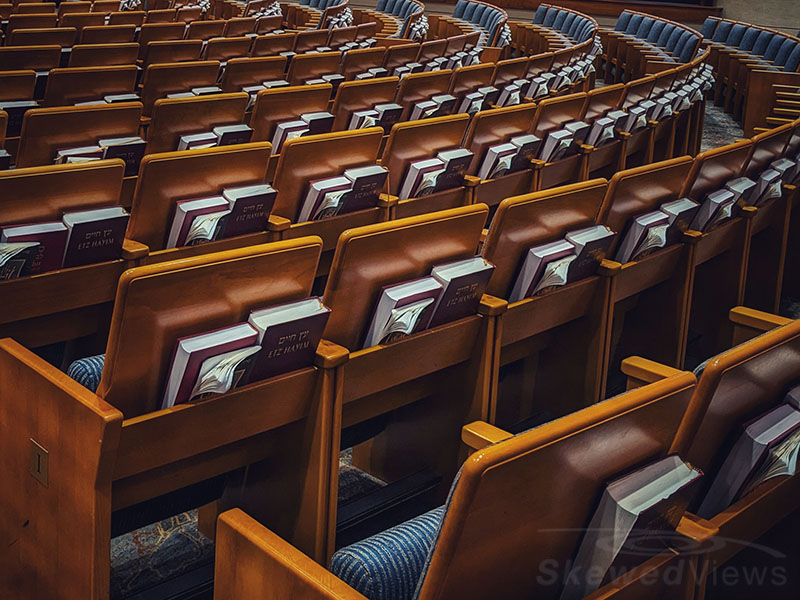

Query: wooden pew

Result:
[382,42,419,71]
[286,51,342,85]
[394,70,453,121]
[250,32,297,57]
[107,10,145,27]
[136,22,187,60]
[41,65,138,107]
[186,19,226,40]
[0,44,61,72]
[203,36,254,62]
[269,127,387,276]
[624,306,800,592]
[293,29,329,54]
[448,62,495,98]
[598,157,695,396]
[67,42,139,68]
[59,11,105,31]
[214,366,700,599]
[15,102,142,168]
[145,93,249,155]
[222,17,256,38]
[0,160,131,347]
[0,238,350,598]
[329,76,399,131]
[679,140,753,363]
[481,179,610,425]
[125,142,273,264]
[339,47,386,80]
[582,84,627,179]
[381,114,474,219]
[140,39,204,69]
[219,56,287,92]
[5,13,57,34]
[530,92,589,190]
[491,56,529,88]
[79,23,136,44]
[0,69,35,101]
[463,103,538,215]
[138,60,222,118]
[6,26,77,46]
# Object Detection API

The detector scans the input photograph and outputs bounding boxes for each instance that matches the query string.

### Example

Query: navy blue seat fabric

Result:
[453,0,466,19]
[552,10,567,31]
[739,28,760,53]
[561,12,575,33]
[752,31,774,56]
[726,24,747,48]
[711,20,733,43]
[774,39,797,67]
[665,27,684,54]
[763,35,785,62]
[542,6,557,27]
[567,16,581,38]
[625,14,643,35]
[635,16,654,38]
[783,45,800,72]
[646,20,666,44]
[700,17,718,39]
[679,35,699,63]
[533,5,547,24]
[656,23,675,47]
[615,11,632,32]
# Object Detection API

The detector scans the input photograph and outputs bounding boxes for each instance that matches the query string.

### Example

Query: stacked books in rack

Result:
[54,136,147,176]
[399,148,474,199]
[538,121,590,162]
[177,124,254,151]
[560,455,702,600]
[0,205,129,280]
[698,388,800,519]
[305,73,346,94]
[509,224,615,302]
[161,296,331,409]
[457,85,500,114]
[74,93,142,107]
[242,79,290,108]
[298,165,388,222]
[391,62,424,79]
[348,103,403,131]
[478,134,542,180]
[0,149,10,171]
[166,183,277,248]
[691,177,757,232]
[166,86,226,100]
[271,111,335,153]
[363,255,495,348]
[614,197,700,264]
[354,67,390,80]
[409,94,458,121]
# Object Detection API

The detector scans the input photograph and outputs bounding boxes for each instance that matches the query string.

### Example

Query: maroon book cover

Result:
[222,186,277,238]
[428,261,494,328]
[167,197,229,248]
[1,223,68,274]
[163,324,259,409]
[247,309,330,382]
[62,209,129,268]
[339,166,388,215]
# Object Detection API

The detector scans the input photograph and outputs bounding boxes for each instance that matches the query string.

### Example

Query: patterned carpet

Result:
[110,449,385,599]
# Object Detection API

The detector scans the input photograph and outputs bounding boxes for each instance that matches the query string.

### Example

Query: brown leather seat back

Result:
[330,77,399,130]
[286,51,342,86]
[681,140,753,201]
[220,56,287,93]
[250,84,332,143]
[68,42,139,68]
[42,65,138,107]
[531,92,588,138]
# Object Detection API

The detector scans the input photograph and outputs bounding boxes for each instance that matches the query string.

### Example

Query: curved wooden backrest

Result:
[340,47,386,80]
[651,68,678,96]
[90,0,120,12]
[744,121,794,179]
[59,11,105,30]
[255,14,282,34]
[0,45,61,71]
[448,63,494,97]
[491,56,529,87]
[107,10,145,26]
[621,75,655,109]
[139,60,222,115]
[382,114,471,196]
[137,22,187,58]
[67,42,139,68]
[220,56,287,92]
[203,37,253,62]
[16,102,142,168]
[0,69,36,101]
[7,13,57,33]
[42,65,137,107]
[416,371,696,600]
[16,2,56,14]
[323,204,489,349]
[531,92,587,137]
[483,179,608,299]
[250,83,332,142]
[675,319,800,490]
[175,5,201,23]
[599,156,694,256]
[97,236,324,418]
[272,127,384,221]
[146,93,249,155]
[142,39,204,67]
[143,8,176,23]
[525,52,555,77]
[383,43,419,70]
[463,103,537,175]
[223,17,256,38]
[250,32,297,57]
[0,160,125,226]
[80,24,137,44]
[681,140,753,201]
[58,0,91,16]
[7,26,77,47]
[287,51,342,85]
[418,38,447,62]
[583,84,625,121]
[327,24,357,47]
[445,34,467,55]
[186,19,226,40]
[395,69,454,120]
[128,142,272,251]
[330,76,399,130]
[293,29,330,53]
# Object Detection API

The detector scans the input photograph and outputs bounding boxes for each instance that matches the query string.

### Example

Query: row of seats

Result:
[2,115,797,593]
[532,3,596,45]
[374,0,423,39]
[451,0,506,47]
[212,304,800,600]
[700,16,800,135]
[0,0,120,17]
[599,10,702,82]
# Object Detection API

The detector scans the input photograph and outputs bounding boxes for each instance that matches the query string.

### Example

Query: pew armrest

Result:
[215,509,368,600]
[729,307,792,332]
[462,420,513,450]
[314,339,349,369]
[377,193,398,208]
[121,238,149,260]
[621,356,683,388]
[677,512,719,544]
[463,174,481,188]
[478,294,508,316]
[267,214,292,232]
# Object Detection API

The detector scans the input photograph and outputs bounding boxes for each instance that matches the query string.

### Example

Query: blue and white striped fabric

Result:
[67,353,105,392]
[330,506,445,600]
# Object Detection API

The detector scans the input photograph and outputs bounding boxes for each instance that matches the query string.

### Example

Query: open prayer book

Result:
[189,345,262,402]
[363,277,443,348]
[0,242,39,280]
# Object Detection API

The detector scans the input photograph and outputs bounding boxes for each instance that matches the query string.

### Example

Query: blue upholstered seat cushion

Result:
[711,20,732,43]
[615,11,632,32]
[67,353,105,392]
[533,5,547,24]
[700,17,718,39]
[330,506,445,600]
